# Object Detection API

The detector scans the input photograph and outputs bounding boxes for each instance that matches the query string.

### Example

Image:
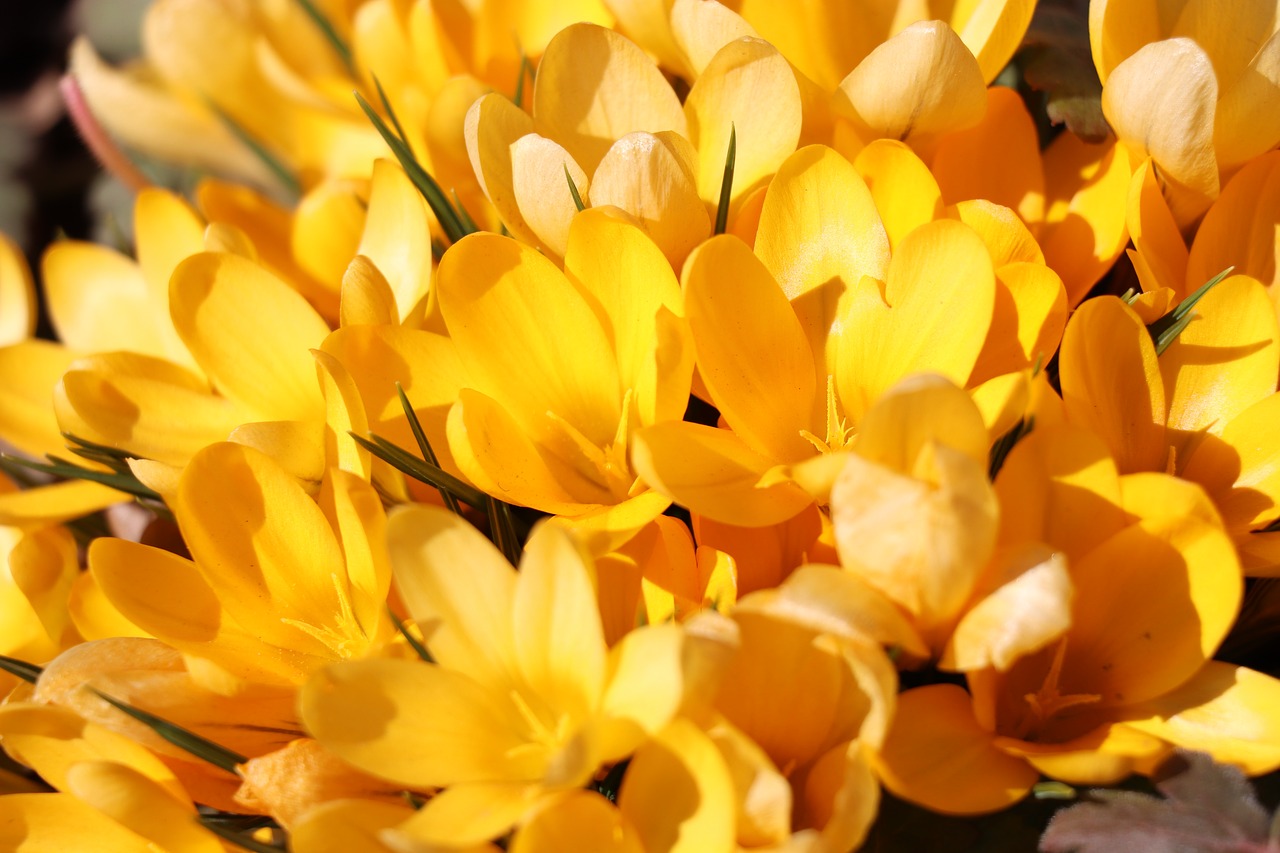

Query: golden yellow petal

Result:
[835,21,987,145]
[533,24,686,174]
[870,684,1037,815]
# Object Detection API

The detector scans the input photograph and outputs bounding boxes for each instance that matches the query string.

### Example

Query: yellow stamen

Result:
[800,375,855,454]
[280,572,365,658]
[1016,638,1101,741]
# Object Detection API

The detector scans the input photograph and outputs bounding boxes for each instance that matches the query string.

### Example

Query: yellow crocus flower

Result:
[1092,0,1280,226]
[466,21,803,267]
[634,144,1012,526]
[300,504,694,847]
[1057,281,1280,572]
[873,424,1280,813]
[435,209,693,551]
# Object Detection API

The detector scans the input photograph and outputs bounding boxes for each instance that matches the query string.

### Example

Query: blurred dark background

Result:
[1,0,149,338]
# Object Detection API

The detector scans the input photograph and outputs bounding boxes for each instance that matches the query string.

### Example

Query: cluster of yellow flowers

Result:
[1,0,1279,849]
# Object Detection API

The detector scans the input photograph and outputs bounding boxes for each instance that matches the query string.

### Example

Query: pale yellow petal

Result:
[510,134,589,258]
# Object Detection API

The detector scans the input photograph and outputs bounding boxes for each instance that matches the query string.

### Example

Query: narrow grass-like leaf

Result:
[294,0,355,76]
[565,165,586,212]
[486,496,523,566]
[207,103,301,199]
[0,454,161,501]
[388,605,434,662]
[395,383,461,515]
[350,432,489,507]
[713,123,737,235]
[372,76,412,158]
[1149,266,1233,356]
[988,416,1035,480]
[93,689,247,775]
[0,655,42,684]
[451,190,480,235]
[198,818,285,853]
[353,91,472,243]
[513,53,533,108]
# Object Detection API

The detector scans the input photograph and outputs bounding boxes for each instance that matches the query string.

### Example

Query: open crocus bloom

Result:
[300,504,694,848]
[634,143,1053,527]
[1057,279,1280,572]
[466,20,803,266]
[436,209,693,552]
[1092,0,1280,226]
[873,424,1280,814]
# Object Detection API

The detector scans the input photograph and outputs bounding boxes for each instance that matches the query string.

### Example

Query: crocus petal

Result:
[835,22,987,145]
[996,722,1168,785]
[300,658,533,789]
[1124,662,1280,774]
[465,94,539,244]
[292,181,368,292]
[0,340,78,457]
[1215,31,1280,170]
[176,442,369,664]
[0,233,35,346]
[55,357,245,467]
[392,782,535,848]
[970,261,1068,385]
[0,703,183,799]
[42,242,165,357]
[513,791,643,853]
[684,37,802,211]
[314,349,372,479]
[669,0,758,75]
[693,505,823,596]
[547,490,674,557]
[533,24,687,174]
[1087,0,1162,83]
[617,719,737,853]
[1065,514,1241,708]
[1041,135,1131,305]
[1103,38,1220,226]
[588,132,710,270]
[837,219,995,423]
[510,134,589,258]
[170,252,329,423]
[386,504,518,684]
[597,624,685,757]
[66,761,222,853]
[339,256,399,327]
[562,207,684,410]
[755,145,890,382]
[1127,157,1190,296]
[196,180,339,321]
[320,324,464,476]
[994,424,1128,564]
[683,234,816,462]
[447,388,607,510]
[831,443,997,635]
[943,546,1072,673]
[932,86,1045,227]
[89,537,327,685]
[1058,296,1168,474]
[0,480,122,526]
[871,684,1037,815]
[1186,151,1280,296]
[1180,393,1280,573]
[953,0,1036,84]
[291,799,418,853]
[632,421,814,526]
[355,160,434,321]
[437,232,622,449]
[1160,275,1279,460]
[0,791,155,851]
[855,373,990,472]
[853,139,943,253]
[512,523,607,722]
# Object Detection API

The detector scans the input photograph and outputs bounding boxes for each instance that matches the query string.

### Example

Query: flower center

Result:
[1014,638,1101,741]
[800,375,855,454]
